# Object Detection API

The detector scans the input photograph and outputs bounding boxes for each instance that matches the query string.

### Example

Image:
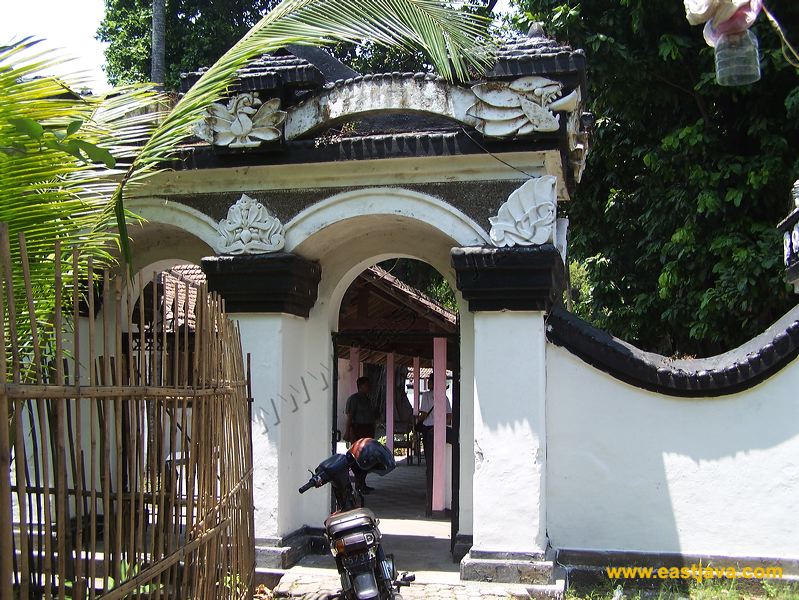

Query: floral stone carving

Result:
[489,176,557,247]
[217,194,285,255]
[196,93,286,148]
[467,76,580,138]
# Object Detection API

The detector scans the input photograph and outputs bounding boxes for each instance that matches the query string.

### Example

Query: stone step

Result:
[460,554,556,586]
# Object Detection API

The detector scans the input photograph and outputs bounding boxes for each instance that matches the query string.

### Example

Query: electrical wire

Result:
[762,3,799,68]
[458,127,537,178]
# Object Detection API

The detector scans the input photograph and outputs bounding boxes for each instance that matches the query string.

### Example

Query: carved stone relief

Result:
[217,194,285,254]
[196,93,286,148]
[489,176,558,247]
[467,76,580,138]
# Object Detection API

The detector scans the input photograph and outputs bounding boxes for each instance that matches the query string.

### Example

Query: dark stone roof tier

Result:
[179,34,586,93]
[488,34,586,80]
[546,304,799,397]
[180,52,324,92]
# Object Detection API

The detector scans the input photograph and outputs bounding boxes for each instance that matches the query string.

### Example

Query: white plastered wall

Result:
[546,343,799,559]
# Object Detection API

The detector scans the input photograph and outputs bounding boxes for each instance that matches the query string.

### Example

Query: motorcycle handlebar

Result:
[298,480,315,494]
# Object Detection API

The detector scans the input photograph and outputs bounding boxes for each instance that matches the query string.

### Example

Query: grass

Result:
[566,579,799,600]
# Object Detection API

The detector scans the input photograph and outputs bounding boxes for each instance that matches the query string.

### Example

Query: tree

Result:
[512,0,799,356]
[151,0,166,84]
[98,0,281,89]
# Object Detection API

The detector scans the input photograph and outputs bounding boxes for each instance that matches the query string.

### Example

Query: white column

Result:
[235,313,326,543]
[433,337,447,512]
[472,312,547,554]
[413,356,420,416]
[386,352,395,451]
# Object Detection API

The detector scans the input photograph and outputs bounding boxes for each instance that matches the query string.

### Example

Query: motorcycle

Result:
[298,438,415,600]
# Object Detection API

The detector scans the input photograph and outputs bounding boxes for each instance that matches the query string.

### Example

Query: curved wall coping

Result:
[546,305,799,397]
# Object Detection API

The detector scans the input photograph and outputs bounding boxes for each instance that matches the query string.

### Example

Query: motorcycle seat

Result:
[324,507,377,537]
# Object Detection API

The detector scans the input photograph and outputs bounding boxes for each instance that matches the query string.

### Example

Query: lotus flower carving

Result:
[196,93,286,148]
[489,176,557,247]
[468,76,580,138]
[217,194,285,255]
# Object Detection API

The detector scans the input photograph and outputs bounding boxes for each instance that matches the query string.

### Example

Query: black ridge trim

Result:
[546,304,799,397]
[201,253,321,317]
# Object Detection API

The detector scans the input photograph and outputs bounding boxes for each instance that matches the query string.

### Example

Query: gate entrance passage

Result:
[331,262,461,564]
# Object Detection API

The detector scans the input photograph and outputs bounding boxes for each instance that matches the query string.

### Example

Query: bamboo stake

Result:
[72,249,86,600]
[166,285,180,547]
[155,274,169,600]
[101,271,112,594]
[0,235,12,600]
[113,277,124,588]
[13,396,30,599]
[54,241,69,600]
[20,233,54,600]
[0,225,19,385]
[124,276,136,576]
[87,258,98,600]
[147,274,158,571]
[135,273,146,572]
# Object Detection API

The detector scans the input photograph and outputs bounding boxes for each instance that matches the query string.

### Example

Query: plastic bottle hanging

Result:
[714,29,761,86]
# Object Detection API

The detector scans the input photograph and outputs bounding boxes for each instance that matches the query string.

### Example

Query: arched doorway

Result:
[331,258,462,577]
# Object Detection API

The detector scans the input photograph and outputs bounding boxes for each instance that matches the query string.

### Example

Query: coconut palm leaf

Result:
[109,0,495,262]
[0,38,163,364]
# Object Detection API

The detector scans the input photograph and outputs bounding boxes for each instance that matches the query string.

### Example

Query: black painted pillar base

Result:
[201,253,321,317]
[451,244,565,312]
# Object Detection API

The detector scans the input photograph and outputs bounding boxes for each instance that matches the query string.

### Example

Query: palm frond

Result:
[0,39,163,357]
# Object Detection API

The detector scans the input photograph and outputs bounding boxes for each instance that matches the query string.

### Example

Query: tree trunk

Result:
[151,0,166,86]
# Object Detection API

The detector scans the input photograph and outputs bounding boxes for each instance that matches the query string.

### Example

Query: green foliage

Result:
[98,0,281,89]
[0,39,162,366]
[329,0,500,75]
[514,0,799,356]
[380,259,458,312]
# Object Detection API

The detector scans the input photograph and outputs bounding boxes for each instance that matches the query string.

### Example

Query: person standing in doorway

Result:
[345,376,377,442]
[417,372,451,515]
[345,376,377,493]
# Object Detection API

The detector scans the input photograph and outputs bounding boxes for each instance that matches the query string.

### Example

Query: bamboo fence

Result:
[0,225,255,600]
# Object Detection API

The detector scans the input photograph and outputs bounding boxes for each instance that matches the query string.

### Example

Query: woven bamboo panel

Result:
[0,224,254,600]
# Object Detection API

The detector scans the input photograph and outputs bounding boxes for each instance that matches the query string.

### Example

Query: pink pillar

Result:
[385,352,395,451]
[432,337,447,512]
[349,347,359,394]
[412,357,420,415]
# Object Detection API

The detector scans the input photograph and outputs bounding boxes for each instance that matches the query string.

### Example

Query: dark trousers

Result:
[351,423,375,441]
[422,427,434,515]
